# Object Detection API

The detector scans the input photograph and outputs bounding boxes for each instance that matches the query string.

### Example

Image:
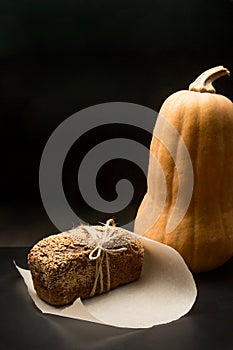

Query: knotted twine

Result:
[82,219,127,297]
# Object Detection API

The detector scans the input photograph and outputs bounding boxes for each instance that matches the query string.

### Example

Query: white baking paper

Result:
[15,235,197,329]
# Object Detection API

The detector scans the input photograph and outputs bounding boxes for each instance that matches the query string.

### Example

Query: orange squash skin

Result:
[134,89,233,272]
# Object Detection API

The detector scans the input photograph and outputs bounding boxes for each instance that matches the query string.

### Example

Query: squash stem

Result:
[189,66,230,93]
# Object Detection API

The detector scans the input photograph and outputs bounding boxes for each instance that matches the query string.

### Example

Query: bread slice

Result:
[28,224,144,306]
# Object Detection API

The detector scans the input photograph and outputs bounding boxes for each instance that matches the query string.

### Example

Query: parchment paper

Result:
[15,235,197,329]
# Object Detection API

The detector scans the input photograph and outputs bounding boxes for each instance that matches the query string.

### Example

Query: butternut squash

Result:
[134,66,233,272]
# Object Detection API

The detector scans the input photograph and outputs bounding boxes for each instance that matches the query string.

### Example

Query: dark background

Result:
[1,0,233,245]
[0,3,233,349]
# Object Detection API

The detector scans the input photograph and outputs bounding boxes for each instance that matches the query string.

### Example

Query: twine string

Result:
[83,219,127,297]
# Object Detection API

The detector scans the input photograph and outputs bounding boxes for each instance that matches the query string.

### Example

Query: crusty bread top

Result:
[28,225,143,274]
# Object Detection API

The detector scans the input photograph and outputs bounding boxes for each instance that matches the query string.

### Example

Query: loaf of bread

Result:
[28,221,144,306]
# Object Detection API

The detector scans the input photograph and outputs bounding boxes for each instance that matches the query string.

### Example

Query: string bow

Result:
[83,219,127,297]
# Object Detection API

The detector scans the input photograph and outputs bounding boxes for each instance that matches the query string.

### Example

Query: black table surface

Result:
[1,247,232,350]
